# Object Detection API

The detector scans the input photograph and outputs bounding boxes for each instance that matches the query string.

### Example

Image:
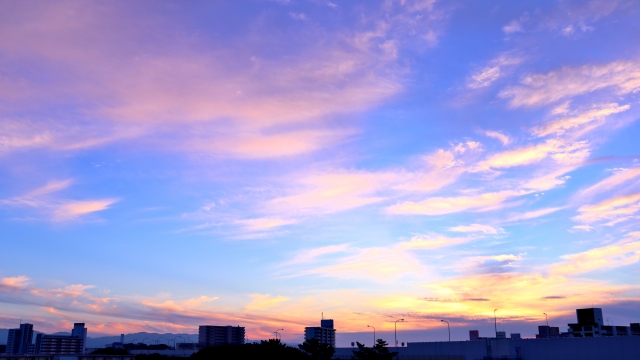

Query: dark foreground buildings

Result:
[197,325,245,347]
[4,323,87,355]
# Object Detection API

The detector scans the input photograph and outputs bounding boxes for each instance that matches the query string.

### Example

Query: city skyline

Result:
[1,0,640,347]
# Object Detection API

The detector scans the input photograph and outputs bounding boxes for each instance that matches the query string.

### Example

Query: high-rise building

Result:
[198,326,245,347]
[304,319,336,348]
[469,330,479,341]
[5,324,34,354]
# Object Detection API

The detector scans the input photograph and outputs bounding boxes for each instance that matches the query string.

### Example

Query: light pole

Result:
[494,309,498,337]
[441,320,450,342]
[395,319,404,349]
[367,325,376,346]
[142,338,149,355]
[274,328,284,340]
[173,336,183,354]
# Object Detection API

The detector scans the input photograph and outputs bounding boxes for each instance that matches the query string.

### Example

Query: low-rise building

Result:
[35,323,87,355]
[198,325,245,347]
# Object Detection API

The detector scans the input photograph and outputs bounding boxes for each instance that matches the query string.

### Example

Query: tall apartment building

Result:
[198,325,245,347]
[304,319,336,348]
[35,323,87,355]
[5,323,34,354]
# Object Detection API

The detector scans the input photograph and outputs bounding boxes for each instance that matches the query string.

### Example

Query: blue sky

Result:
[1,0,640,346]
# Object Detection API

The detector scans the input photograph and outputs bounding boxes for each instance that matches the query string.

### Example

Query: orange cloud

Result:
[245,294,292,311]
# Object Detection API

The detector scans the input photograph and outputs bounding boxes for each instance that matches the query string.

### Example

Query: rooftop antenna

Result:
[322,312,324,320]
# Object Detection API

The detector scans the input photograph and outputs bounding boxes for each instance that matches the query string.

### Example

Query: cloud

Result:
[506,207,565,222]
[481,130,511,145]
[420,272,629,320]
[289,12,306,20]
[502,20,523,34]
[449,224,505,235]
[576,167,640,199]
[532,103,630,137]
[283,244,351,266]
[245,294,292,311]
[551,238,640,275]
[286,234,475,282]
[477,139,589,170]
[0,0,449,159]
[0,276,30,289]
[0,180,117,222]
[573,192,640,225]
[467,55,523,89]
[572,225,594,232]
[236,218,297,231]
[499,60,640,107]
[52,199,119,221]
[387,190,525,216]
[267,170,400,215]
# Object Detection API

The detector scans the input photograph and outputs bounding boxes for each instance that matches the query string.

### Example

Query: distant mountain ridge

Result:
[0,329,197,348]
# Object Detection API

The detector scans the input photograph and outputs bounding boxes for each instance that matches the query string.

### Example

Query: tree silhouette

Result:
[298,338,335,360]
[351,339,397,360]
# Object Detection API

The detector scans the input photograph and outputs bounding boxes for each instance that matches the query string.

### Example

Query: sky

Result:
[1,0,640,347]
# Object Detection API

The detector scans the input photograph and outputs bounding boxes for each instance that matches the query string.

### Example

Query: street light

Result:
[367,325,376,346]
[173,336,183,353]
[395,319,404,349]
[441,320,450,342]
[142,338,149,355]
[274,329,284,340]
[494,309,498,337]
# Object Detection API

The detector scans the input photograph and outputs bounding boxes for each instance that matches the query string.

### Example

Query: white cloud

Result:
[500,60,640,107]
[502,20,523,34]
[449,224,505,235]
[387,190,525,216]
[506,207,565,222]
[468,55,523,89]
[481,130,511,145]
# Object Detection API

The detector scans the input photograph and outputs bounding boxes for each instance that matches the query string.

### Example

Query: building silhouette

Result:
[304,319,336,347]
[198,325,245,347]
[6,323,33,354]
[34,323,87,355]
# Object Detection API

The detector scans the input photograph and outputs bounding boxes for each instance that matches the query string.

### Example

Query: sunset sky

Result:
[1,0,640,346]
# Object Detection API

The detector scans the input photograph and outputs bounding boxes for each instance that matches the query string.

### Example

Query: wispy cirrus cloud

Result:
[551,237,640,275]
[449,224,505,235]
[0,180,118,222]
[0,0,447,159]
[532,102,630,137]
[576,167,640,199]
[467,54,523,89]
[499,60,640,108]
[506,207,565,222]
[283,233,477,282]
[573,192,640,225]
